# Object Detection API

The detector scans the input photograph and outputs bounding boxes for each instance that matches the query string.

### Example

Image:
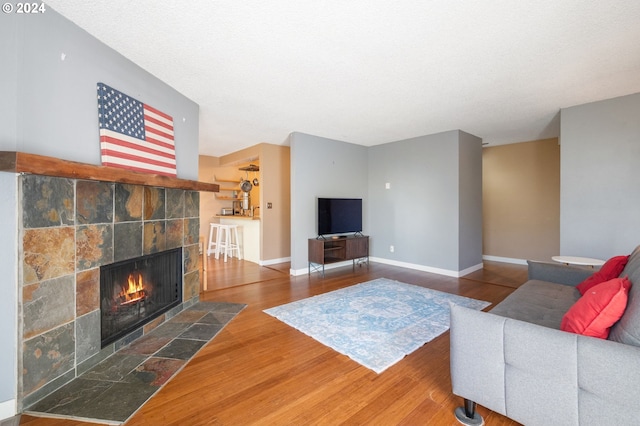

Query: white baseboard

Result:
[259,257,291,266]
[289,257,482,278]
[292,258,485,278]
[459,262,485,276]
[482,255,527,265]
[370,257,483,278]
[291,256,517,278]
[0,399,16,421]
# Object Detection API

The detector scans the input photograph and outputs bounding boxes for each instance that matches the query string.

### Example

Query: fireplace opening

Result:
[100,248,182,347]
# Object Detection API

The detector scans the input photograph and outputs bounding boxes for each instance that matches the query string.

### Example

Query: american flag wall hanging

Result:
[97,83,177,177]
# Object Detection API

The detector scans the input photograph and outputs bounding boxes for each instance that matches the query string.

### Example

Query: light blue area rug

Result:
[264,278,491,373]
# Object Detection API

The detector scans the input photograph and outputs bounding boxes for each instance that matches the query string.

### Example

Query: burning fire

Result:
[118,273,146,305]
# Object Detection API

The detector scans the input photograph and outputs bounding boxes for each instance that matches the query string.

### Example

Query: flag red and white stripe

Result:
[97,83,177,177]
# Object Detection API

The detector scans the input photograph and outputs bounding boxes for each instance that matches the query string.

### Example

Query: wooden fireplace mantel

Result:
[0,151,219,192]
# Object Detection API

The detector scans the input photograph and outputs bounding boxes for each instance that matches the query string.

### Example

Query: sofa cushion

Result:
[609,245,640,346]
[490,280,580,329]
[561,277,631,339]
[576,255,629,295]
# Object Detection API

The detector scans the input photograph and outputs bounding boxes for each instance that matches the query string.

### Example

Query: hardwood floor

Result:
[20,257,526,426]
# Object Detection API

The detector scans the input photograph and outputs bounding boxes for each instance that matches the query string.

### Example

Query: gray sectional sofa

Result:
[450,245,640,426]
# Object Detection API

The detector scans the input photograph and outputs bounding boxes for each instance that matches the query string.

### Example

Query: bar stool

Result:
[206,223,221,257]
[216,224,242,262]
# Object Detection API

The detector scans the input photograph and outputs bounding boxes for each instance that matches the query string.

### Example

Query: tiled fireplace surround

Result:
[17,173,202,410]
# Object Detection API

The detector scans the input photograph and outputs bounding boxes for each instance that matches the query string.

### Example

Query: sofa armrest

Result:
[450,304,640,426]
[450,303,508,416]
[527,260,594,286]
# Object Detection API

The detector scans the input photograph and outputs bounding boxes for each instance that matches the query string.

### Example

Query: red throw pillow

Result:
[561,277,631,339]
[576,255,629,295]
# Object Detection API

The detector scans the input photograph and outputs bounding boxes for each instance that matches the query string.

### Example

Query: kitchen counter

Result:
[216,216,261,263]
[215,215,260,220]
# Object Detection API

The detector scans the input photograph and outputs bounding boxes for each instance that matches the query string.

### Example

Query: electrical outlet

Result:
[385,182,391,189]
[390,245,394,253]
[267,202,273,209]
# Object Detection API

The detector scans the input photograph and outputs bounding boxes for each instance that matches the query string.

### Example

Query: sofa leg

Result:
[454,399,484,426]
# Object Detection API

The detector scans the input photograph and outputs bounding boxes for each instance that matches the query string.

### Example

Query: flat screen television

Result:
[317,198,362,236]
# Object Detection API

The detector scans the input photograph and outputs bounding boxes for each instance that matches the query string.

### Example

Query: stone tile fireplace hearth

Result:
[26,301,246,424]
[17,172,202,410]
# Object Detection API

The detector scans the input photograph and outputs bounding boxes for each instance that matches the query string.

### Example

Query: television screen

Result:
[317,198,362,236]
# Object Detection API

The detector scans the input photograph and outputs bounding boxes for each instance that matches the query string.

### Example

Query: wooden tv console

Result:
[308,235,369,276]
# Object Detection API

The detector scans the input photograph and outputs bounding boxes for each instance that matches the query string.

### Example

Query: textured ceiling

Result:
[45,0,640,157]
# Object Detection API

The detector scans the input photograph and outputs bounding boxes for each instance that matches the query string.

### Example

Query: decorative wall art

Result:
[97,83,177,176]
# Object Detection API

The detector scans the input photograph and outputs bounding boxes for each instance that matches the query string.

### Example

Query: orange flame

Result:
[119,273,146,304]
[127,273,143,294]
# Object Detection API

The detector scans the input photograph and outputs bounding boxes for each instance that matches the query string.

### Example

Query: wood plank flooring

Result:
[20,257,526,426]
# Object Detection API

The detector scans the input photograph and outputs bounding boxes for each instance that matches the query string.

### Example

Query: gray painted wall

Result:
[458,131,484,269]
[367,131,482,271]
[560,92,640,258]
[290,132,369,271]
[290,130,483,274]
[2,9,199,180]
[1,16,18,150]
[0,10,201,415]
[0,173,17,410]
